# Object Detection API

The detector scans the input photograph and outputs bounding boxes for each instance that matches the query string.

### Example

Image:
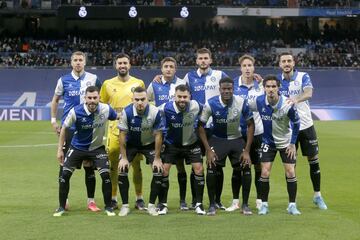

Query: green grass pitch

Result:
[0,121,359,240]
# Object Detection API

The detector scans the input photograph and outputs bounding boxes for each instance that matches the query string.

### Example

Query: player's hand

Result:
[51,122,61,136]
[286,98,298,105]
[286,144,296,160]
[254,73,263,83]
[118,159,129,173]
[153,74,162,83]
[240,150,251,167]
[152,158,163,173]
[57,150,64,166]
[206,147,218,168]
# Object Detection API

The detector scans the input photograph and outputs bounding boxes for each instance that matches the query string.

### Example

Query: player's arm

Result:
[147,83,155,103]
[286,106,301,160]
[51,78,64,135]
[118,110,129,171]
[51,94,61,135]
[153,131,163,173]
[57,108,76,165]
[292,87,313,104]
[241,100,254,166]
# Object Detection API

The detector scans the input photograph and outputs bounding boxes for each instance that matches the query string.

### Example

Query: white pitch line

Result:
[0,143,57,148]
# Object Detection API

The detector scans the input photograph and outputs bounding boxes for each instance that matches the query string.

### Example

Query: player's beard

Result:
[176,101,188,111]
[118,69,129,78]
[87,102,98,112]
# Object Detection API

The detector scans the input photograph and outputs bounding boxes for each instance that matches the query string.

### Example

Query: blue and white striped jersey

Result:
[183,68,229,105]
[278,70,313,130]
[63,103,117,151]
[147,76,186,107]
[118,104,164,147]
[54,71,101,124]
[200,95,253,140]
[160,100,202,146]
[234,76,264,137]
[249,95,300,149]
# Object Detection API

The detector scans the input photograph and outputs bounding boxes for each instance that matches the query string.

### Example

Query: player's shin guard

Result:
[177,172,187,202]
[309,158,321,192]
[118,171,129,204]
[259,177,270,202]
[231,167,242,199]
[242,166,252,205]
[84,166,96,199]
[99,170,112,208]
[194,174,205,203]
[215,166,224,204]
[190,168,196,204]
[149,171,162,204]
[159,175,169,204]
[286,176,297,203]
[206,168,217,205]
[254,167,262,199]
[59,170,73,209]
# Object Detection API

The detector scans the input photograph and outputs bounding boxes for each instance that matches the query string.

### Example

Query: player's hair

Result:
[161,57,177,68]
[196,48,212,58]
[279,52,294,60]
[133,86,146,93]
[71,51,86,61]
[219,77,234,86]
[114,53,130,62]
[85,86,100,94]
[263,74,280,87]
[238,54,255,65]
[175,84,190,93]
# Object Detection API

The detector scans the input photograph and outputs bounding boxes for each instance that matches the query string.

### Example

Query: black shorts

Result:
[63,146,110,172]
[208,137,245,167]
[296,125,319,157]
[127,143,155,165]
[243,134,262,165]
[162,143,202,165]
[260,143,296,164]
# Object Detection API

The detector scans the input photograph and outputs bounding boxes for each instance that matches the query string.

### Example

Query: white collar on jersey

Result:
[239,75,255,88]
[71,71,85,80]
[218,95,234,108]
[265,95,284,110]
[161,76,176,85]
[132,104,150,117]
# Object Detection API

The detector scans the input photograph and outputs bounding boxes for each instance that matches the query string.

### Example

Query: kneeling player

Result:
[159,85,206,215]
[250,75,301,215]
[117,87,164,217]
[53,86,117,217]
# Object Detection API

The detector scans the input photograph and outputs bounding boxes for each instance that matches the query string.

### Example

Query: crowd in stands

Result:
[0,22,358,68]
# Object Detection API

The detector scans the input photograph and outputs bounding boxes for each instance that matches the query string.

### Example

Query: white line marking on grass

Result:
[0,143,57,148]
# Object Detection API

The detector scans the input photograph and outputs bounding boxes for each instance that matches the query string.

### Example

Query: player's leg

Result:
[300,126,327,209]
[82,160,100,212]
[175,159,188,210]
[92,147,114,216]
[132,153,145,210]
[258,144,275,215]
[107,132,120,209]
[158,163,171,215]
[226,164,241,212]
[252,134,263,209]
[280,148,300,215]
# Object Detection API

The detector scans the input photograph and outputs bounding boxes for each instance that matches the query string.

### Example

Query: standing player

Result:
[159,84,206,215]
[147,57,191,210]
[117,87,164,217]
[100,53,146,210]
[199,77,255,216]
[226,54,264,213]
[50,51,102,212]
[183,48,230,210]
[249,75,301,215]
[278,53,327,210]
[53,86,117,217]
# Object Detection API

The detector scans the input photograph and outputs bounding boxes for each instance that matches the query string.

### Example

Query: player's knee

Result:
[308,154,319,161]
[192,163,203,175]
[61,169,73,182]
[99,170,111,184]
[285,168,296,178]
[261,167,270,178]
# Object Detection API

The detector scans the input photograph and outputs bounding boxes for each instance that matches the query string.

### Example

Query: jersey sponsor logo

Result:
[279,89,301,96]
[261,115,284,121]
[129,126,153,132]
[171,121,193,128]
[81,122,105,129]
[68,89,85,97]
[158,95,170,101]
[193,85,216,92]
[215,117,239,124]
